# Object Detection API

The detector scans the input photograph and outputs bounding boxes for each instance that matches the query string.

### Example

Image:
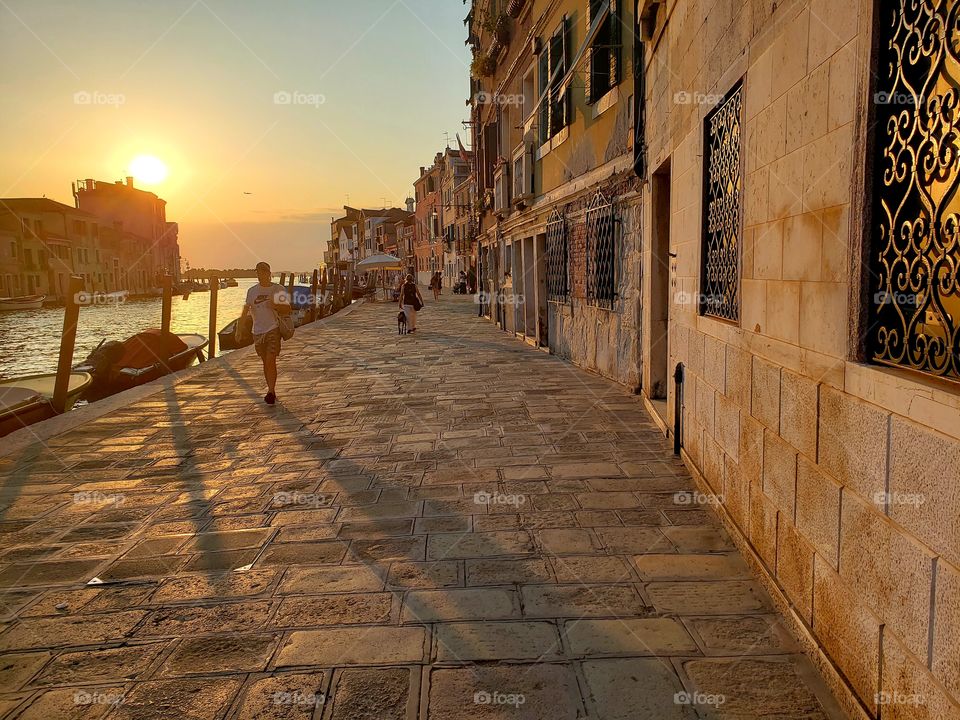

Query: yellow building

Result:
[469,0,642,385]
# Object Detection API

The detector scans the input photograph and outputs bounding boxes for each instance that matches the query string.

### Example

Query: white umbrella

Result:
[356,253,402,270]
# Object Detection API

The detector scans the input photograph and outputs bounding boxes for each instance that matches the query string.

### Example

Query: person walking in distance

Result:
[430,271,441,301]
[399,274,424,334]
[242,261,291,404]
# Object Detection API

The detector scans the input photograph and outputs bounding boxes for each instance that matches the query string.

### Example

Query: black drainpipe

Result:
[673,362,684,455]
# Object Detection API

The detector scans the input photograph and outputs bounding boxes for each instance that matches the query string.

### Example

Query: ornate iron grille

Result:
[700,82,743,322]
[546,209,569,302]
[868,0,960,380]
[585,190,617,308]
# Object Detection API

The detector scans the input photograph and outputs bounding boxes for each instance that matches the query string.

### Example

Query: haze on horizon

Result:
[0,0,472,269]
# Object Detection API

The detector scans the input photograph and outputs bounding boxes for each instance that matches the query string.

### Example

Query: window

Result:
[867,0,960,379]
[585,190,617,308]
[700,81,743,322]
[546,209,568,302]
[586,0,621,103]
[538,17,571,145]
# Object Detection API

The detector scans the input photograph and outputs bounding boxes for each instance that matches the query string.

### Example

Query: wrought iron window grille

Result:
[585,190,618,308]
[546,208,569,302]
[700,80,743,322]
[867,0,960,381]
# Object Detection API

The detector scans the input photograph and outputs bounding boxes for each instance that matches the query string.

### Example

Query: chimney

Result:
[126,176,134,187]
[405,197,415,212]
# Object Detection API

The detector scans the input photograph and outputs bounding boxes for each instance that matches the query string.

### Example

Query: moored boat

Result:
[218,318,252,351]
[75,330,208,401]
[0,372,92,437]
[0,294,45,311]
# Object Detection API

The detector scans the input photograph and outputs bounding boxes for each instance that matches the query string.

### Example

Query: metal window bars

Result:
[546,208,569,302]
[867,0,960,380]
[585,190,617,308]
[700,81,743,322]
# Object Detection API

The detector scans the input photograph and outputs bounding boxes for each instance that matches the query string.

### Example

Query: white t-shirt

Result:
[246,283,288,335]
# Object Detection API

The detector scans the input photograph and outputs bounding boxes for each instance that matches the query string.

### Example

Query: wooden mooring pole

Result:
[160,274,172,336]
[309,269,319,323]
[52,275,84,414]
[207,272,218,360]
[318,269,328,318]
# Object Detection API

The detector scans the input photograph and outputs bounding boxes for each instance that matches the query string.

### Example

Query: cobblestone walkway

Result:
[0,297,844,719]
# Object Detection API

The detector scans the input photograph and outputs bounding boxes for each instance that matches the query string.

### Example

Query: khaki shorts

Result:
[254,328,281,358]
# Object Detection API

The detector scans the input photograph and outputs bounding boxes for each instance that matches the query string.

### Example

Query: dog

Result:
[397,310,408,335]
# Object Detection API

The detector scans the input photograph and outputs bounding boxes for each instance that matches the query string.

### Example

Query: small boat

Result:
[223,278,238,287]
[218,318,253,351]
[75,330,208,401]
[0,372,92,437]
[0,294,45,311]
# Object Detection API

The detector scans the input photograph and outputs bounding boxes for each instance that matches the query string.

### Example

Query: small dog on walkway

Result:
[397,310,408,335]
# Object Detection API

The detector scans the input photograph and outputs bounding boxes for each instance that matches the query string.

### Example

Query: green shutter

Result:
[610,0,620,87]
[584,3,593,103]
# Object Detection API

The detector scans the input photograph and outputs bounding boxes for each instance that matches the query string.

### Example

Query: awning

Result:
[356,253,403,270]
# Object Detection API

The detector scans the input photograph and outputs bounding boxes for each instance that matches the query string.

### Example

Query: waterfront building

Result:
[438,148,472,286]
[0,198,102,300]
[413,156,444,285]
[329,206,362,268]
[467,0,960,716]
[73,177,180,284]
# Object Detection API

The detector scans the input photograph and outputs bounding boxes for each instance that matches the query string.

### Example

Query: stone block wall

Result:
[641,0,960,716]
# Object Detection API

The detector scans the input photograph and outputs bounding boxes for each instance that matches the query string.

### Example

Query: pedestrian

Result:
[400,273,424,333]
[431,271,441,301]
[241,261,291,405]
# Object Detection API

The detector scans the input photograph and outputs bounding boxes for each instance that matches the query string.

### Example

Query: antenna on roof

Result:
[380,197,387,209]
[442,131,451,148]
[346,193,350,206]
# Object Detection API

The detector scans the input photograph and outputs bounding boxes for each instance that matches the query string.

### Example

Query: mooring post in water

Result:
[318,268,328,318]
[52,275,84,414]
[160,274,172,336]
[207,272,218,360]
[345,263,354,307]
[309,269,319,323]
[279,272,286,287]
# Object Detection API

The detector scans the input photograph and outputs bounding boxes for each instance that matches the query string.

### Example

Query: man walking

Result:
[242,261,290,404]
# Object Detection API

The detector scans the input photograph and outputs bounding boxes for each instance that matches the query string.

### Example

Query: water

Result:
[0,280,259,380]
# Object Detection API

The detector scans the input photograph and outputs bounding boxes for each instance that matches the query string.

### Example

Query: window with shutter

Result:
[588,0,621,103]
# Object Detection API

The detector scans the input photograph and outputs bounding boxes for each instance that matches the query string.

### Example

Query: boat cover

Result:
[0,387,42,413]
[119,330,188,369]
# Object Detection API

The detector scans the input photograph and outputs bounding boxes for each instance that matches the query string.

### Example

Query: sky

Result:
[0,0,473,269]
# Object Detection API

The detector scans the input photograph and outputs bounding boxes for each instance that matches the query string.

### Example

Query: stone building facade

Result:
[469,0,643,387]
[636,0,960,718]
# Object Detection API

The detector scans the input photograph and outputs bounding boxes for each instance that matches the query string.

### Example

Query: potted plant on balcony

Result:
[470,53,497,78]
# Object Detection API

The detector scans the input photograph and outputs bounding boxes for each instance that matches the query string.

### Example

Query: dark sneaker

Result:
[265,392,276,405]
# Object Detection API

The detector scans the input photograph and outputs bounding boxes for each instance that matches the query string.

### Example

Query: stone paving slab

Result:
[0,297,846,719]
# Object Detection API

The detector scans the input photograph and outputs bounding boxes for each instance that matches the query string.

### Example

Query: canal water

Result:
[0,280,258,380]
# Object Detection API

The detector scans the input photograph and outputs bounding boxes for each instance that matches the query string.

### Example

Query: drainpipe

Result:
[673,362,684,456]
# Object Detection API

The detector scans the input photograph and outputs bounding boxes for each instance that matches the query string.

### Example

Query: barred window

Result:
[546,209,568,302]
[586,190,617,308]
[700,81,743,322]
[867,0,960,380]
[586,0,620,103]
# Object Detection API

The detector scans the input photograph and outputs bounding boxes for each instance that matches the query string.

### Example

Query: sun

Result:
[128,155,168,185]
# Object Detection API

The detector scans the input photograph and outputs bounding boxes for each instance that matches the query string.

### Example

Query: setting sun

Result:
[128,154,168,185]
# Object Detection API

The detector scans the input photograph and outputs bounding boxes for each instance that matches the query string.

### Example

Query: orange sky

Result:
[0,0,472,269]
